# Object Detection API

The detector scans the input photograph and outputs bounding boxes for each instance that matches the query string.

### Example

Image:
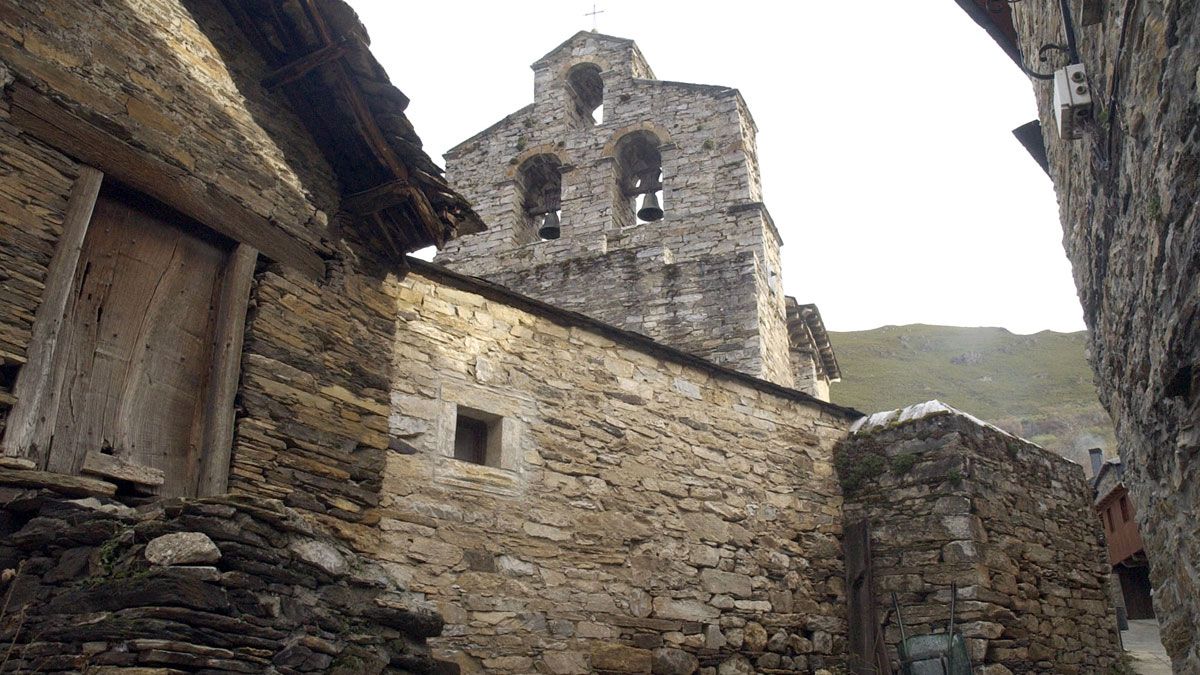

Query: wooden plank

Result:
[8,84,325,279]
[82,451,165,486]
[0,467,116,498]
[845,519,893,675]
[404,186,448,246]
[369,211,406,258]
[196,244,257,497]
[1,166,103,465]
[262,40,348,89]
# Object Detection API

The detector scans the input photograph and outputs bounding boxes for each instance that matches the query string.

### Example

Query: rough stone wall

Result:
[0,83,77,438]
[0,0,337,245]
[790,351,829,403]
[1008,1,1200,669]
[229,259,402,550]
[381,265,853,674]
[0,0,339,440]
[840,408,1120,674]
[0,475,445,673]
[435,32,794,387]
[460,249,770,379]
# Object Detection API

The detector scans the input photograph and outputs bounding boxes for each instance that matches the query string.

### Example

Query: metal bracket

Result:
[992,0,1083,80]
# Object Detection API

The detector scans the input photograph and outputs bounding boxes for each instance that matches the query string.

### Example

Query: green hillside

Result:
[828,324,1115,467]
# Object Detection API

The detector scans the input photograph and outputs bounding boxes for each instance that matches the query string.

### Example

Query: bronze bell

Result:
[538,210,561,239]
[637,191,664,222]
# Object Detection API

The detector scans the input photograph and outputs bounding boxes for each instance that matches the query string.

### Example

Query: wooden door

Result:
[46,187,230,496]
[846,519,893,675]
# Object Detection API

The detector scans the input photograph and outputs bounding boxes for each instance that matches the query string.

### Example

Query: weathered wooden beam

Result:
[369,211,406,260]
[1,166,103,465]
[341,178,410,215]
[261,40,348,89]
[298,0,409,182]
[9,84,325,279]
[196,244,258,497]
[343,181,446,252]
[403,185,447,247]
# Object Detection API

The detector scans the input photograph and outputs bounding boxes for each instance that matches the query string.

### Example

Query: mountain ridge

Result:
[828,323,1115,471]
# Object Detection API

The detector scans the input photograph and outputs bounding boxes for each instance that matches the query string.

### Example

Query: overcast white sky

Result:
[347,0,1086,334]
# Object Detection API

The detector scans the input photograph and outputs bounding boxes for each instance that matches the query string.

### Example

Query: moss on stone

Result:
[835,441,887,494]
[890,453,917,475]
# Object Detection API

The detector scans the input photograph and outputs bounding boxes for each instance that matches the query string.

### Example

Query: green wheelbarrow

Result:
[890,582,972,675]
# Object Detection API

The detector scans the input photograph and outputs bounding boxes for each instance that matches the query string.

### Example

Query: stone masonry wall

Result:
[1008,1,1200,669]
[0,2,461,671]
[840,406,1120,674]
[379,264,854,674]
[435,32,794,387]
[0,473,445,673]
[464,249,771,380]
[227,258,401,551]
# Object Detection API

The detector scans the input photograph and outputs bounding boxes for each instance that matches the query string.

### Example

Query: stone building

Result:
[1089,451,1155,622]
[956,1,1200,670]
[0,0,481,669]
[0,2,1123,673]
[434,31,839,399]
[841,402,1119,674]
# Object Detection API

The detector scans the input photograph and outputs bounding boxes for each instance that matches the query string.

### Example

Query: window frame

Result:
[452,406,504,467]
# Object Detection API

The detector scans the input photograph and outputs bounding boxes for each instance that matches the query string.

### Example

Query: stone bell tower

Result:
[436,31,838,396]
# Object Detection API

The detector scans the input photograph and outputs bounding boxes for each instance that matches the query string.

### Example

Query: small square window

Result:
[453,406,501,467]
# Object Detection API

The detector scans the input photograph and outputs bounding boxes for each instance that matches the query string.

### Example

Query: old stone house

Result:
[0,2,1122,674]
[1089,450,1154,623]
[955,0,1199,671]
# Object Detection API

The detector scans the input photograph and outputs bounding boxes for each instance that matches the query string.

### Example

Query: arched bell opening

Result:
[567,63,604,127]
[614,131,664,228]
[517,154,564,242]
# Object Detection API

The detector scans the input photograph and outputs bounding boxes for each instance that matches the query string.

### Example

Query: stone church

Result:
[434,32,837,400]
[0,3,1129,674]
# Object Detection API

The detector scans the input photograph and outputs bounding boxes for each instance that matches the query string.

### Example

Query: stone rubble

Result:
[0,475,448,674]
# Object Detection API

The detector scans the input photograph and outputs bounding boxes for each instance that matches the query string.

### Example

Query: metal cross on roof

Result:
[585,3,606,31]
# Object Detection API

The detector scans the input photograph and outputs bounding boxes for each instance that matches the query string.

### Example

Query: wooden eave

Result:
[786,299,841,382]
[222,0,484,259]
[953,0,1024,70]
